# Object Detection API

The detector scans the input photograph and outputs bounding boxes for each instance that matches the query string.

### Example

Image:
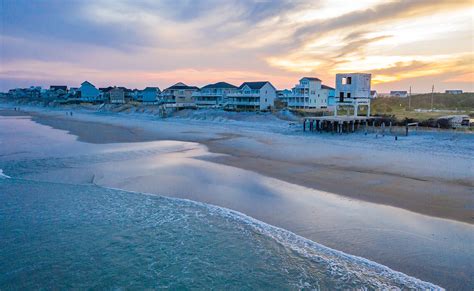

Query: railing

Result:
[227,93,260,98]
[227,100,260,106]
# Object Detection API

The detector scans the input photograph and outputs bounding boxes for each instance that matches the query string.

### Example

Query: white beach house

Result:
[287,77,327,109]
[192,82,238,107]
[335,73,372,116]
[226,81,276,111]
[79,81,100,102]
[390,91,408,98]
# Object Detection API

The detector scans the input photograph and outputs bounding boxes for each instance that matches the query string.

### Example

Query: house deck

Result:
[303,116,379,133]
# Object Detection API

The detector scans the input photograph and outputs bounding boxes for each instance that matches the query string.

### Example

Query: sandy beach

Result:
[9,107,472,224]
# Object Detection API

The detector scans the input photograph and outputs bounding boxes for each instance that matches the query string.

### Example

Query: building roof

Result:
[165,83,199,90]
[321,85,334,90]
[300,77,322,82]
[50,85,67,91]
[99,86,114,92]
[81,81,96,87]
[202,82,238,89]
[117,86,132,92]
[143,87,161,92]
[238,81,270,90]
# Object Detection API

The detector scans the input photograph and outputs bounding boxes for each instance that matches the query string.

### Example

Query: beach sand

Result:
[12,109,472,225]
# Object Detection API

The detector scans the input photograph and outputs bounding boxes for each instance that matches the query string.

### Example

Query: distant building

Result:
[192,82,238,107]
[161,83,199,105]
[79,81,100,101]
[142,87,161,103]
[390,91,408,98]
[321,85,335,108]
[99,87,113,100]
[226,81,276,111]
[8,87,41,99]
[69,87,79,95]
[370,90,378,98]
[131,89,142,101]
[50,85,67,92]
[445,90,463,94]
[335,73,371,116]
[109,87,125,104]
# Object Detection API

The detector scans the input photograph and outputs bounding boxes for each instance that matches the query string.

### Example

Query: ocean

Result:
[0,178,439,289]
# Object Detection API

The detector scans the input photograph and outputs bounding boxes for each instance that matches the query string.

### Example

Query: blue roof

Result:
[202,82,238,89]
[238,81,269,90]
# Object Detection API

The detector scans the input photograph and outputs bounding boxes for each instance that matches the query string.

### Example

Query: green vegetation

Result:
[371,93,474,120]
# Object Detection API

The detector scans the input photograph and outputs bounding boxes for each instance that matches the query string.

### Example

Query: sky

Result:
[0,0,473,93]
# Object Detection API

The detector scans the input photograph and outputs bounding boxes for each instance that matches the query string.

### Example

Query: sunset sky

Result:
[1,0,473,92]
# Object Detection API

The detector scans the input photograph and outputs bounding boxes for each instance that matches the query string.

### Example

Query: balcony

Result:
[192,91,222,97]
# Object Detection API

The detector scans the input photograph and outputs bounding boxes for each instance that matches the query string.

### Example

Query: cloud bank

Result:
[1,0,472,92]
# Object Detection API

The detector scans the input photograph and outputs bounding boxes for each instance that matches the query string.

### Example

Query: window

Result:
[265,98,267,102]
[342,77,352,85]
[347,93,351,98]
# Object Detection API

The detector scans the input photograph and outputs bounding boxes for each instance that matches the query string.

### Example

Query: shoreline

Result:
[2,106,472,224]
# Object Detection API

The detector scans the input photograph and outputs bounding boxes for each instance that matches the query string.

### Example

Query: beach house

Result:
[142,87,161,103]
[335,73,372,116]
[390,91,408,97]
[286,77,328,109]
[161,82,199,106]
[192,82,238,107]
[321,85,335,109]
[226,81,276,111]
[445,90,463,94]
[49,85,68,99]
[79,81,100,102]
[109,87,125,104]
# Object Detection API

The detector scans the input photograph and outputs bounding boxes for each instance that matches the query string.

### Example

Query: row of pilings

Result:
[303,117,418,136]
[303,117,395,135]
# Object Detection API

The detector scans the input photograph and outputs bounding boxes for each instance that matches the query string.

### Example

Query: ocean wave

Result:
[105,185,443,290]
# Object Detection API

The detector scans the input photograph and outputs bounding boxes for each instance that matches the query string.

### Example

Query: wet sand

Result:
[7,109,472,225]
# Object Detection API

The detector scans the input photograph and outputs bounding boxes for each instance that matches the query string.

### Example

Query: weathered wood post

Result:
[389,121,392,134]
[405,122,409,136]
[303,119,306,132]
[309,120,313,131]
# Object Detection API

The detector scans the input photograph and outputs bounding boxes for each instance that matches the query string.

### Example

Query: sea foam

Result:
[0,169,10,179]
